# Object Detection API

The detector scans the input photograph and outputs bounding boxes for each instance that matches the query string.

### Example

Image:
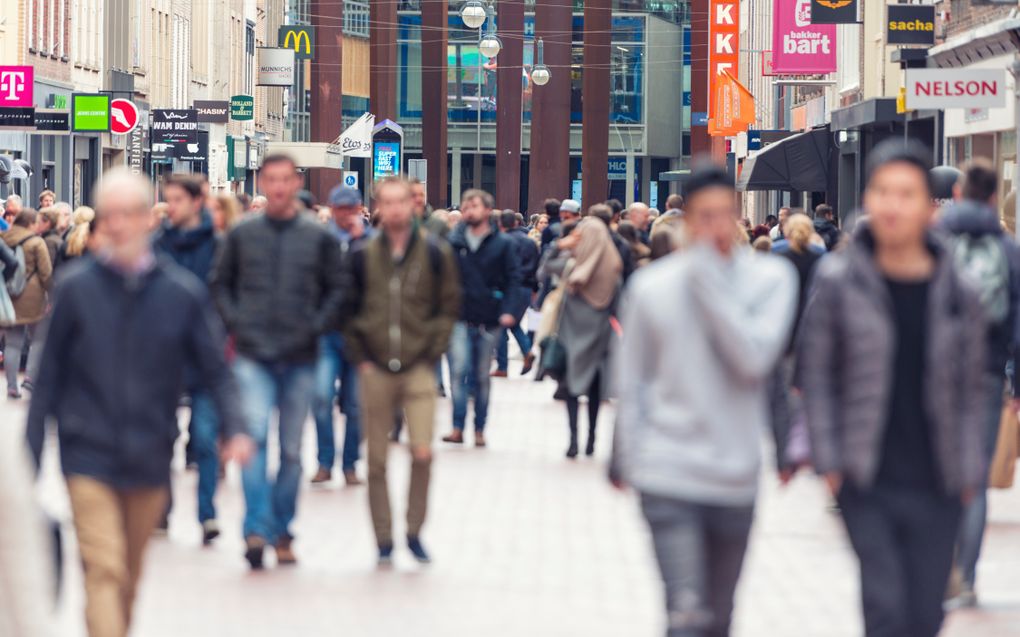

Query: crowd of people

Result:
[2,138,1019,637]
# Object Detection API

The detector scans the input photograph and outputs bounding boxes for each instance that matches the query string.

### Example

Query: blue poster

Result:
[373,141,401,181]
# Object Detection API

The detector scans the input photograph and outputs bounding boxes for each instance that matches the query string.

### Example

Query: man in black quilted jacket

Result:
[211,154,346,569]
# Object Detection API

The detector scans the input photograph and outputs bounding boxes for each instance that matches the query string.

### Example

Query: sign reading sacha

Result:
[810,0,857,24]
[194,100,229,124]
[886,4,936,46]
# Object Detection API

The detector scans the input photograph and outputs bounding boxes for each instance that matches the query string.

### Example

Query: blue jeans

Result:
[495,324,533,372]
[955,374,1006,586]
[312,333,362,472]
[235,356,315,542]
[189,390,220,523]
[449,322,498,432]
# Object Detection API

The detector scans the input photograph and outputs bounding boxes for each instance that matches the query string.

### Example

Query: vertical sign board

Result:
[772,0,837,75]
[810,0,858,24]
[709,0,740,112]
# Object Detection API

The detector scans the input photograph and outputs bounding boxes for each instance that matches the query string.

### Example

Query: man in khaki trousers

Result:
[26,169,252,637]
[343,176,460,566]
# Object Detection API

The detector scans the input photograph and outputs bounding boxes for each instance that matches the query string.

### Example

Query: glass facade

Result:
[396,13,646,126]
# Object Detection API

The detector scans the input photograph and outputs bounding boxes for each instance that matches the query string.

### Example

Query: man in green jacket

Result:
[344,176,460,565]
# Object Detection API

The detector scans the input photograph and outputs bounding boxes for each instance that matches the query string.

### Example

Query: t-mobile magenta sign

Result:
[0,66,34,108]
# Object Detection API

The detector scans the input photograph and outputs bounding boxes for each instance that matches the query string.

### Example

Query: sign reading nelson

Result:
[279,26,314,60]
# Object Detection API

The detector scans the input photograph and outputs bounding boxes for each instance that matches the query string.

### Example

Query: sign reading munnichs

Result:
[905,69,1007,110]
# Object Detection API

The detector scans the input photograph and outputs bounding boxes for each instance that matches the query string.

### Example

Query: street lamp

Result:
[460,1,487,29]
[478,5,502,59]
[531,38,551,86]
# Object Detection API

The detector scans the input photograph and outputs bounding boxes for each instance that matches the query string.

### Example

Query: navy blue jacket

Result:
[152,211,220,286]
[506,226,540,291]
[26,257,244,487]
[448,222,524,326]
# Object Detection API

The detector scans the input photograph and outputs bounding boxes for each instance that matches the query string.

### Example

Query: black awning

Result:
[736,127,831,192]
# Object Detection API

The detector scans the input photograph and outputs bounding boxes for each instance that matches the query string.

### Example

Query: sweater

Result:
[615,245,797,505]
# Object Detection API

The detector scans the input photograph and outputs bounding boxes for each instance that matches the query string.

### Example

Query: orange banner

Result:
[708,70,755,137]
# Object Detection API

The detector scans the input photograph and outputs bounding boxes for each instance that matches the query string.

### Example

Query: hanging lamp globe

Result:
[460,1,487,29]
[479,33,503,59]
[531,64,551,86]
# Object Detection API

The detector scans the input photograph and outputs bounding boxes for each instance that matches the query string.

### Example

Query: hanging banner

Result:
[257,48,295,86]
[811,0,858,24]
[708,71,756,137]
[709,0,740,112]
[772,0,837,75]
[337,112,375,157]
[886,5,936,46]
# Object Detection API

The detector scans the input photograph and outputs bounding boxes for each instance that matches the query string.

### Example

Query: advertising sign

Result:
[127,125,147,175]
[152,109,198,132]
[175,130,209,162]
[772,0,837,75]
[709,0,740,112]
[257,48,296,86]
[905,69,1007,110]
[810,0,857,24]
[338,113,375,157]
[71,94,111,132]
[708,71,755,137]
[886,5,936,46]
[0,66,33,108]
[373,142,400,181]
[230,95,254,121]
[35,110,69,132]
[279,26,314,60]
[0,108,34,128]
[194,100,229,123]
[110,99,140,134]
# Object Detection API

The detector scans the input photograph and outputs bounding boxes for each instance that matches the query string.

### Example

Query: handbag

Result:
[989,403,1019,489]
[0,282,15,326]
[538,280,571,381]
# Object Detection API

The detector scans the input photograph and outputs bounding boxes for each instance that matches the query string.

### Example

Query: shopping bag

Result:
[989,404,1019,489]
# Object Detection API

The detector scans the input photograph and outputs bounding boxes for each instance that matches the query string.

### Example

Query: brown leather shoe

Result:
[344,469,363,486]
[520,353,536,375]
[310,467,332,484]
[490,370,508,378]
[275,536,297,565]
[475,432,487,448]
[442,430,464,444]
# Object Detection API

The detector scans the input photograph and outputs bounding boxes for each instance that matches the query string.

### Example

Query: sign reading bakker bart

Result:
[905,69,1007,110]
[110,99,140,134]
[709,0,740,112]
[194,100,229,123]
[772,0,837,75]
[257,47,296,86]
[886,5,936,46]
[810,0,857,25]
[0,66,33,108]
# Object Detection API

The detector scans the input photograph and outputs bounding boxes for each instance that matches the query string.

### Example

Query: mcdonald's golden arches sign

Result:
[279,26,314,60]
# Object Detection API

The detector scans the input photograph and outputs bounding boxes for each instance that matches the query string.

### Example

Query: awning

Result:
[736,127,831,192]
[263,141,343,169]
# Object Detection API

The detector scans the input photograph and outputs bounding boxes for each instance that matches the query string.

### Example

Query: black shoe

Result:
[21,378,33,393]
[407,536,431,564]
[202,520,220,546]
[245,536,267,570]
[378,543,394,567]
[585,438,595,457]
[566,440,579,459]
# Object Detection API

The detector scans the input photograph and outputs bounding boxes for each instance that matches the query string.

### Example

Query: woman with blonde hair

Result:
[59,206,95,266]
[209,193,243,233]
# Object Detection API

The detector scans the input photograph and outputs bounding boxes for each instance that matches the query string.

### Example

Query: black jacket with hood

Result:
[447,222,525,326]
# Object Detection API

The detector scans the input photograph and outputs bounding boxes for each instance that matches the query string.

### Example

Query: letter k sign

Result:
[0,66,34,107]
[715,3,734,23]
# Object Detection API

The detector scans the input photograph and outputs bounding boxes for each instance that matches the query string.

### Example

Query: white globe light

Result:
[531,65,551,86]
[479,34,502,59]
[460,1,487,29]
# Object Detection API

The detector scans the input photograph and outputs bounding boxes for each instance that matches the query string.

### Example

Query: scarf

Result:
[567,218,623,310]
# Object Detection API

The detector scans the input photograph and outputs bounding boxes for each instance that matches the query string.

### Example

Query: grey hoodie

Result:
[615,245,797,506]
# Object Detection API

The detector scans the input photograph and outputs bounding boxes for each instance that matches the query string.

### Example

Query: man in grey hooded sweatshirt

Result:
[615,163,797,637]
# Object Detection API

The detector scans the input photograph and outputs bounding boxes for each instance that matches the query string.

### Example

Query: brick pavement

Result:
[7,362,1020,636]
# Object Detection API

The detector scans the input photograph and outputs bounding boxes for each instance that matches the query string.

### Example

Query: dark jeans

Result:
[189,390,220,523]
[955,374,1005,587]
[640,493,754,637]
[495,324,532,372]
[449,322,498,432]
[838,484,962,637]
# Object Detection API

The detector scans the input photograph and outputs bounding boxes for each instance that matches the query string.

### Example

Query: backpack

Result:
[6,237,35,299]
[952,233,1010,324]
